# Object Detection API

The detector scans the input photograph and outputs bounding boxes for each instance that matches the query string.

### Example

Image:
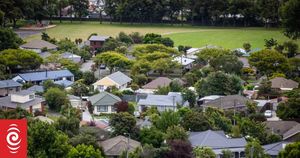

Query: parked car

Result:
[264,110,272,118]
[100,64,106,69]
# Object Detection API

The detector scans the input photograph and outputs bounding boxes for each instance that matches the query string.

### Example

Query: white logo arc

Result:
[6,124,22,154]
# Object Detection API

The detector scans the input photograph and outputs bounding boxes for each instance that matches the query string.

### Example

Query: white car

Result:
[264,110,272,118]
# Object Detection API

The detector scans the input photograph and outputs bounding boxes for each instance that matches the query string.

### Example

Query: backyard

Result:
[25,21,299,49]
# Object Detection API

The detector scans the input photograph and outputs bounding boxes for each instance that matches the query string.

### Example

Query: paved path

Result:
[82,109,93,122]
[80,60,94,72]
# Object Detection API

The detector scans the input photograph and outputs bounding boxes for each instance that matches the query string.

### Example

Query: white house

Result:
[93,71,132,92]
[173,56,195,70]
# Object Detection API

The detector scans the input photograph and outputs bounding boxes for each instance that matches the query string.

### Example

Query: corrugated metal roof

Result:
[0,80,22,88]
[89,35,110,41]
[89,91,121,106]
[18,69,74,82]
[107,71,132,86]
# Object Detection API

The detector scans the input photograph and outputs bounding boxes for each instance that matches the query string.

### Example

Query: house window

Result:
[99,85,105,91]
[29,94,35,99]
[97,105,108,112]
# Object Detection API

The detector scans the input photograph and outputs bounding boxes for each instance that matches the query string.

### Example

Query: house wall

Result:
[90,41,105,51]
[0,87,21,97]
[93,105,115,115]
[11,94,34,103]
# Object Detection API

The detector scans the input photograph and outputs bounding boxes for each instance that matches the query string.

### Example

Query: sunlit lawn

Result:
[25,21,299,49]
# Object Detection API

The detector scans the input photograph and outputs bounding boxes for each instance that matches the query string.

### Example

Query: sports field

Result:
[25,21,299,49]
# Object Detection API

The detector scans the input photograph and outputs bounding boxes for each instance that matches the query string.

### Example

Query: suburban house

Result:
[99,135,141,158]
[89,35,110,51]
[173,56,195,70]
[61,52,81,63]
[13,69,74,85]
[189,130,247,158]
[27,85,45,93]
[263,141,291,158]
[137,92,187,112]
[0,90,44,113]
[270,77,299,91]
[54,80,74,88]
[0,80,22,97]
[200,95,255,112]
[93,71,132,92]
[89,91,121,115]
[68,95,83,109]
[197,95,223,105]
[141,77,172,94]
[265,121,300,142]
[20,39,58,53]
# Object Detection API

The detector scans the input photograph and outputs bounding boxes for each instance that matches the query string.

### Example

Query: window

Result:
[29,94,35,99]
[97,105,108,112]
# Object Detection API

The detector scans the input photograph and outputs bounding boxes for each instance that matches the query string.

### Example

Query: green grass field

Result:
[25,21,299,49]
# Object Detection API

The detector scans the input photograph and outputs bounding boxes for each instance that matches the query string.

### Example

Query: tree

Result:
[165,125,188,141]
[117,32,133,44]
[182,111,210,132]
[114,101,129,113]
[280,0,300,39]
[43,79,64,92]
[283,41,299,58]
[70,0,89,23]
[101,38,123,52]
[193,147,216,158]
[221,150,233,158]
[45,87,69,111]
[245,140,268,158]
[264,38,278,49]
[152,58,178,75]
[240,118,268,144]
[276,96,300,120]
[69,133,100,151]
[154,110,180,132]
[165,140,193,158]
[196,48,232,65]
[139,127,165,148]
[71,80,89,96]
[82,71,96,85]
[195,71,243,96]
[0,49,43,75]
[28,120,72,158]
[67,144,103,158]
[257,79,279,98]
[249,49,289,76]
[278,142,300,158]
[109,112,136,136]
[182,88,196,108]
[0,107,31,119]
[55,116,80,137]
[129,32,143,44]
[243,43,251,52]
[205,107,232,132]
[94,51,133,73]
[209,54,243,74]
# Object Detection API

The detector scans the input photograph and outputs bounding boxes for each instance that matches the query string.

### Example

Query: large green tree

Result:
[249,49,289,76]
[276,96,300,120]
[280,0,300,39]
[45,87,69,111]
[109,112,137,136]
[67,144,103,158]
[139,127,165,148]
[195,71,243,96]
[0,28,23,50]
[278,142,300,158]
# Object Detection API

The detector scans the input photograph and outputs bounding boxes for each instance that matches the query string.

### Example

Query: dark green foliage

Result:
[28,120,71,158]
[153,110,180,132]
[0,28,23,51]
[139,127,165,148]
[182,88,196,108]
[129,32,143,44]
[117,32,133,44]
[143,33,174,47]
[245,140,268,158]
[43,80,64,92]
[209,54,243,74]
[165,125,188,141]
[67,144,103,158]
[0,107,31,119]
[205,107,232,133]
[165,140,193,158]
[182,111,210,132]
[45,87,69,111]
[193,147,216,158]
[55,116,80,137]
[82,71,96,85]
[280,0,300,39]
[195,71,243,96]
[109,112,137,136]
[278,142,300,158]
[276,96,300,120]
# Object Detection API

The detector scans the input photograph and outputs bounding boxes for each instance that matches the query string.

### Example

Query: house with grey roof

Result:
[0,80,22,97]
[189,130,247,158]
[54,80,74,88]
[270,77,299,91]
[265,121,300,142]
[201,95,255,112]
[20,39,58,53]
[89,35,110,51]
[0,90,44,113]
[140,77,172,94]
[27,85,44,93]
[137,92,187,112]
[263,141,291,158]
[100,135,141,158]
[88,91,121,115]
[93,71,132,92]
[13,69,74,85]
[68,95,83,109]
[61,52,81,63]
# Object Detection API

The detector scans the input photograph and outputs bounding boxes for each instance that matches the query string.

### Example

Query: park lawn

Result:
[25,21,299,49]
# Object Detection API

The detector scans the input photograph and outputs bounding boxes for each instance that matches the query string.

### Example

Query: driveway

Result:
[80,60,94,72]
[267,110,281,121]
[82,109,93,122]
